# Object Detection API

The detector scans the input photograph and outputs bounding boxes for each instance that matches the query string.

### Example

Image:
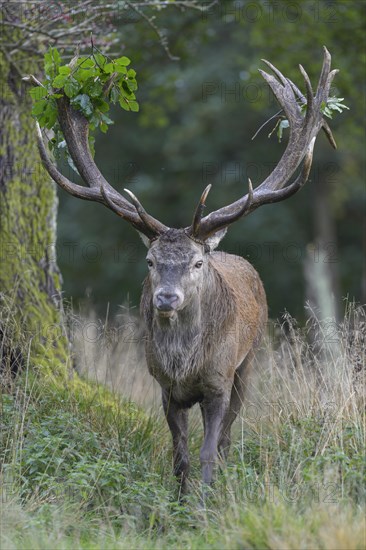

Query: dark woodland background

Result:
[54,1,365,323]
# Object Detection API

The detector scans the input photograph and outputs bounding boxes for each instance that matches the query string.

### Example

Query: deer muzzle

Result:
[154,289,184,317]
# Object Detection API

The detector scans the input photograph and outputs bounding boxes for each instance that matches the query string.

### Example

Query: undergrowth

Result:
[1,303,365,549]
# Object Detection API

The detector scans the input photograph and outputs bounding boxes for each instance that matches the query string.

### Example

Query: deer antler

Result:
[37,48,338,244]
[36,95,168,239]
[190,47,338,240]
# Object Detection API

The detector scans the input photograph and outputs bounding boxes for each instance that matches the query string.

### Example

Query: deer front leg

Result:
[162,390,190,495]
[200,393,229,485]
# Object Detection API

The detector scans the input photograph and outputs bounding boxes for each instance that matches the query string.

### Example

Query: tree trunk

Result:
[0,51,69,377]
[304,172,341,320]
[304,174,342,358]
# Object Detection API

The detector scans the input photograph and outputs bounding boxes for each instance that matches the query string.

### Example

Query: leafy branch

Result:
[26,46,139,173]
[253,97,349,143]
[320,97,349,119]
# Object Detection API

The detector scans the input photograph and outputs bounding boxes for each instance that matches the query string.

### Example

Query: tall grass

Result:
[70,308,160,408]
[1,303,365,549]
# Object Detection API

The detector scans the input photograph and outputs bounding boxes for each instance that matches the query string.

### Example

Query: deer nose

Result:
[155,292,181,311]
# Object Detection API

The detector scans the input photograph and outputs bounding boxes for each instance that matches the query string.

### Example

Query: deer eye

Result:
[195,260,203,269]
[147,259,153,268]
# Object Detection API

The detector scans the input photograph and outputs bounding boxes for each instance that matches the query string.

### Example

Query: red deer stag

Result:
[36,48,337,493]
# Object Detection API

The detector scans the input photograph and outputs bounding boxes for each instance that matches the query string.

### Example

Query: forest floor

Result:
[1,305,365,549]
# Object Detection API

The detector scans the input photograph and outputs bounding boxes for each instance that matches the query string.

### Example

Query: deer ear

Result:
[204,228,227,251]
[138,232,151,248]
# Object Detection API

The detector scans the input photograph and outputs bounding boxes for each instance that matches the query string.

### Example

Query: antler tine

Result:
[316,46,332,98]
[191,178,254,239]
[314,49,339,108]
[299,64,314,115]
[100,185,167,236]
[191,184,212,236]
[324,69,339,99]
[259,70,301,124]
[124,188,150,218]
[288,78,305,103]
[261,59,288,86]
[124,188,168,236]
[322,119,337,149]
[100,184,130,217]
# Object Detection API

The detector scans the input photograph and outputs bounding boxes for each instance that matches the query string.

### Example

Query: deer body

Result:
[36,48,337,493]
[142,233,267,394]
[140,229,267,488]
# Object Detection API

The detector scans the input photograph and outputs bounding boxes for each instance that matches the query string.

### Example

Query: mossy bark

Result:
[0,51,69,377]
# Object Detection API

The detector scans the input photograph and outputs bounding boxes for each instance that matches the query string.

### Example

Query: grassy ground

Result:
[1,305,365,549]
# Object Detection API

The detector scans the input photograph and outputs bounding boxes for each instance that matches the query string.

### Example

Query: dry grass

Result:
[73,303,365,429]
[71,308,160,409]
[1,302,365,549]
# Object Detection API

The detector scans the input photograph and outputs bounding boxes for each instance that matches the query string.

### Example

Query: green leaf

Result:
[52,134,62,159]
[71,94,94,117]
[57,139,66,150]
[52,75,68,88]
[121,80,134,96]
[29,87,48,100]
[110,86,119,104]
[129,101,139,112]
[77,57,95,68]
[42,102,58,129]
[93,53,107,68]
[94,98,109,113]
[66,153,80,175]
[128,80,138,92]
[323,107,333,119]
[44,47,61,78]
[100,113,113,125]
[115,65,127,75]
[64,78,81,98]
[83,80,103,98]
[75,68,96,83]
[127,69,136,77]
[31,99,47,116]
[89,113,100,129]
[104,63,115,74]
[320,96,349,119]
[48,137,56,152]
[331,104,343,113]
[115,56,131,66]
[88,135,95,157]
[59,66,71,75]
[100,122,108,133]
[119,97,130,111]
[277,119,289,142]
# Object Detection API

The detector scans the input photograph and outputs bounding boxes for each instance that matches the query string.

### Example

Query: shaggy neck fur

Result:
[142,260,235,382]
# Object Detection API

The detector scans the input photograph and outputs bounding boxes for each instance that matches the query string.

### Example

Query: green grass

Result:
[1,305,365,549]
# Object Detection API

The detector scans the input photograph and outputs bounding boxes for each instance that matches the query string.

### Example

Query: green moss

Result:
[0,51,68,375]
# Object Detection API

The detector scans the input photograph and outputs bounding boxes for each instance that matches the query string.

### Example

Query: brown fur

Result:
[140,229,267,492]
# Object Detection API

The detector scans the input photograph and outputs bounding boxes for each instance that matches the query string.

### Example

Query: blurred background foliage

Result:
[56,0,365,321]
